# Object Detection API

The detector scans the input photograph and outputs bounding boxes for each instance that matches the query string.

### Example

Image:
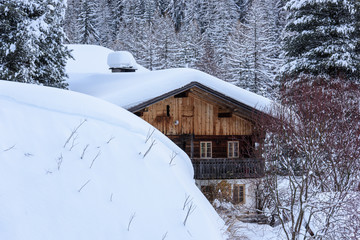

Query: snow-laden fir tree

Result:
[64,0,79,43]
[282,0,360,82]
[34,0,71,88]
[108,0,125,44]
[0,0,70,89]
[0,0,35,83]
[228,0,284,99]
[203,0,237,80]
[76,0,100,44]
[177,0,202,69]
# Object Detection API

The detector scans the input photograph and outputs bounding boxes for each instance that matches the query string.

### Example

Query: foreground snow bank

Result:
[0,80,224,240]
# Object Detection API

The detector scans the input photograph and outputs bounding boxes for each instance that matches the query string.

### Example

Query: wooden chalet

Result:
[129,82,265,205]
[67,48,271,208]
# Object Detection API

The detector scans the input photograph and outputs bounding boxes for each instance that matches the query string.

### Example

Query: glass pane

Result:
[228,142,233,157]
[200,143,205,158]
[233,185,239,203]
[207,143,211,158]
[239,186,244,203]
[234,142,239,157]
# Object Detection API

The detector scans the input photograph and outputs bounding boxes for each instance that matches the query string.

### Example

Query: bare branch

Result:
[183,194,192,210]
[63,119,87,148]
[162,232,168,240]
[106,136,115,144]
[57,153,63,171]
[81,144,89,159]
[169,151,178,166]
[143,139,156,159]
[183,202,197,226]
[89,150,101,169]
[145,128,155,144]
[69,134,79,151]
[78,179,91,193]
[3,144,15,152]
[127,212,136,231]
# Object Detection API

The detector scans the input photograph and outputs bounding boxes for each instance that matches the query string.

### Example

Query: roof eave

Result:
[127,82,265,121]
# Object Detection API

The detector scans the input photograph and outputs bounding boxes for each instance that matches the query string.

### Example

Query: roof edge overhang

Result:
[127,82,266,121]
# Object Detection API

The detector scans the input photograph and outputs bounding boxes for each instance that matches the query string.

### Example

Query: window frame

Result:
[228,141,239,158]
[233,184,245,204]
[200,141,212,158]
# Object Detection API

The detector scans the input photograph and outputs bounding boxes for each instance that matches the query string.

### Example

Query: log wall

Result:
[139,89,253,136]
[168,135,254,159]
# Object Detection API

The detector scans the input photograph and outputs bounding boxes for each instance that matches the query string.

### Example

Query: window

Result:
[218,112,232,118]
[166,105,170,117]
[174,91,189,98]
[233,184,245,204]
[228,141,239,158]
[200,141,212,158]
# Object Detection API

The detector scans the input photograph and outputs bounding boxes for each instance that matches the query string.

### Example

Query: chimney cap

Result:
[107,51,138,71]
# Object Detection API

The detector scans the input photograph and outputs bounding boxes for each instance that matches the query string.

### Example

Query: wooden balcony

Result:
[192,158,265,180]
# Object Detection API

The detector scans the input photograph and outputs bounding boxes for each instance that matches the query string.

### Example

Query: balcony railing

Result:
[192,158,265,180]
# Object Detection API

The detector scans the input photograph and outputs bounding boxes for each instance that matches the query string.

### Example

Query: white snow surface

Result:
[107,51,138,69]
[66,45,273,112]
[66,44,148,74]
[0,80,224,240]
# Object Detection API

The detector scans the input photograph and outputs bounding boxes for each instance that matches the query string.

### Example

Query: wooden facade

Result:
[132,84,265,205]
[136,87,254,136]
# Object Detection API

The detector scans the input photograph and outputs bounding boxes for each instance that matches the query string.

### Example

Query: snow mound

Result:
[108,51,138,70]
[0,80,224,240]
[66,44,148,74]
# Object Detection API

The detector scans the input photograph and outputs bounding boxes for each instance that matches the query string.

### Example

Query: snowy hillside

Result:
[0,80,224,240]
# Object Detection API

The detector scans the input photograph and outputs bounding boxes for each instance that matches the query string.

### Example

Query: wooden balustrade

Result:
[192,158,265,179]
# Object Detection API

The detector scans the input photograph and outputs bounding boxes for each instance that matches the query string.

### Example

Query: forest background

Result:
[64,0,285,99]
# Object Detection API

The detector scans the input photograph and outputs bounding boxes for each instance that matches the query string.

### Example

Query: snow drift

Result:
[0,80,224,240]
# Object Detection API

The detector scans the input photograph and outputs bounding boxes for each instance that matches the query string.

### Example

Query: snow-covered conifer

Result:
[0,0,70,88]
[34,0,71,88]
[76,0,100,44]
[228,0,284,99]
[283,0,360,82]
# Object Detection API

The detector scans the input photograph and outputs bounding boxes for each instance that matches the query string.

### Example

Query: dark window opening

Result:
[233,185,245,204]
[218,112,232,118]
[174,91,189,98]
[166,105,170,117]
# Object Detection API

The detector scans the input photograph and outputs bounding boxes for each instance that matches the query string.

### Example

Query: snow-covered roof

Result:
[66,44,148,74]
[66,44,273,114]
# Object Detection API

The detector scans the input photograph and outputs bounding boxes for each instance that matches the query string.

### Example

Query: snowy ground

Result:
[63,43,284,239]
[0,80,225,240]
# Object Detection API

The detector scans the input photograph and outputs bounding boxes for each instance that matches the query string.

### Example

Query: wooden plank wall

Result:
[168,135,254,159]
[140,90,253,136]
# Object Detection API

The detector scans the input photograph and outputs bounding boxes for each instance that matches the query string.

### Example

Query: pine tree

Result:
[0,0,70,88]
[97,0,114,47]
[0,0,37,83]
[228,0,284,99]
[108,0,125,43]
[76,0,100,44]
[64,0,79,43]
[283,0,360,82]
[34,0,71,88]
[152,14,179,69]
[171,0,185,32]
